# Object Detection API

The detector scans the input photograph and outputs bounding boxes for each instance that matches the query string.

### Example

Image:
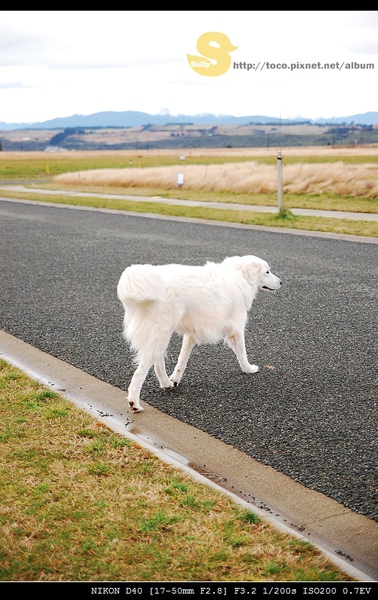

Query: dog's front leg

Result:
[170,335,196,386]
[226,331,259,374]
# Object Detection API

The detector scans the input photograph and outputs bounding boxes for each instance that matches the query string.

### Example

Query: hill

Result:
[0,110,378,132]
[1,120,377,152]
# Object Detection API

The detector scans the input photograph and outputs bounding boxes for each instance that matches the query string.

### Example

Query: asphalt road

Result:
[1,198,377,522]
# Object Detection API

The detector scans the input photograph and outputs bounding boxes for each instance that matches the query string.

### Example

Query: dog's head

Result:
[259,262,283,292]
[223,255,283,291]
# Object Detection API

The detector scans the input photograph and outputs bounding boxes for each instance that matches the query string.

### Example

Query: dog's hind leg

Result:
[127,325,173,411]
[127,360,152,412]
[225,330,259,374]
[170,335,196,386]
[154,357,175,389]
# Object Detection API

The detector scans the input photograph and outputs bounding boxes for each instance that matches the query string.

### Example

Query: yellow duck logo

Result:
[187,32,238,77]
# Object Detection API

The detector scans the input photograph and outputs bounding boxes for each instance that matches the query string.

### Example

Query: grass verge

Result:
[0,189,376,238]
[0,359,354,582]
[34,182,378,213]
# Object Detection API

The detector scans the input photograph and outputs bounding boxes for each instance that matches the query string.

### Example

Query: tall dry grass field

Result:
[55,160,378,198]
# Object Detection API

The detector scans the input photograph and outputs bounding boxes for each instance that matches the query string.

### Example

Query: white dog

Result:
[117,255,282,412]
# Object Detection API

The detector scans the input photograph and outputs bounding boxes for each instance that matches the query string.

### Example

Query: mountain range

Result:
[1,110,378,131]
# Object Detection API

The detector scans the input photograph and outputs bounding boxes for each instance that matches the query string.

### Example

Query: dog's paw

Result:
[243,364,259,374]
[169,371,181,386]
[128,399,144,412]
[157,375,175,389]
[163,381,175,390]
[156,376,175,389]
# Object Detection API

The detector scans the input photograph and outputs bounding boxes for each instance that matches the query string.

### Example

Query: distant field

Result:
[1,121,378,150]
[1,146,378,176]
[1,146,378,160]
[1,148,377,223]
[0,147,378,237]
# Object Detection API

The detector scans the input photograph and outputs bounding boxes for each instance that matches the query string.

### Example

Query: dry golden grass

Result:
[0,359,354,582]
[55,160,378,198]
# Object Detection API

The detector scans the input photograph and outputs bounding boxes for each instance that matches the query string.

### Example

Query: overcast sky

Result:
[0,10,377,124]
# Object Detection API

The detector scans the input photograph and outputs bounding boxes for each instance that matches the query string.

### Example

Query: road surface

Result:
[0,198,377,523]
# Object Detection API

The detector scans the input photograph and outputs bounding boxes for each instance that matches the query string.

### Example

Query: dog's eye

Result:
[266,270,270,274]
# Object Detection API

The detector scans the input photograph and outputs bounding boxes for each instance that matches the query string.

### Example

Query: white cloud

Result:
[0,10,377,123]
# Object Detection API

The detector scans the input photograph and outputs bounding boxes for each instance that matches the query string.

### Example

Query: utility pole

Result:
[277,150,283,212]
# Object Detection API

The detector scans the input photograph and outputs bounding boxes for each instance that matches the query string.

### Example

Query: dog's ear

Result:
[241,257,262,285]
[223,256,261,285]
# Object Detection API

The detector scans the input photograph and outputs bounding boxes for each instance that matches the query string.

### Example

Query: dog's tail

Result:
[117,265,167,306]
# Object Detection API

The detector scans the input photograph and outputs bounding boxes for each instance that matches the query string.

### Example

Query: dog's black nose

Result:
[279,280,283,286]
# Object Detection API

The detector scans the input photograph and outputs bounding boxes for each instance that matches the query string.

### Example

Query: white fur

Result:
[117,255,282,412]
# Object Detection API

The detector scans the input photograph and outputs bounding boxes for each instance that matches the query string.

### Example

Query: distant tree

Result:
[49,131,66,146]
[50,127,84,146]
